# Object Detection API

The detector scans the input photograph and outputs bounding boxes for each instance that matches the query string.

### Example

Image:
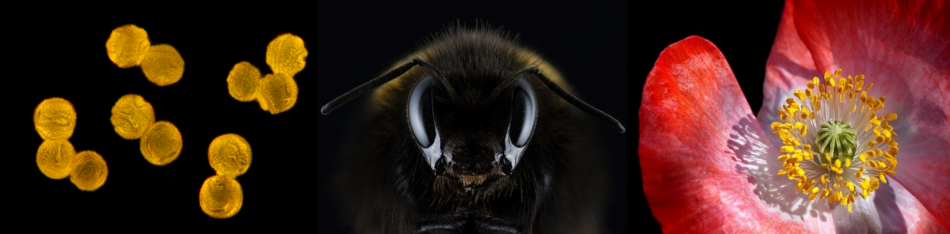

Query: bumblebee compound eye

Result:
[508,78,538,147]
[408,76,437,147]
[503,78,538,171]
[408,76,444,170]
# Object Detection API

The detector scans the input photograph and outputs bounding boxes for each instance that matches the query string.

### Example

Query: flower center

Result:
[817,120,856,164]
[771,69,899,213]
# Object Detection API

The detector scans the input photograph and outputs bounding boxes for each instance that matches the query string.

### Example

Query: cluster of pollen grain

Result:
[227,33,306,115]
[199,133,252,219]
[34,98,79,180]
[771,69,899,213]
[34,98,110,191]
[106,24,185,87]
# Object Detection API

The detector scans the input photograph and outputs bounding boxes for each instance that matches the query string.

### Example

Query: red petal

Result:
[877,178,949,233]
[640,36,820,233]
[889,117,950,230]
[757,0,819,142]
[793,0,950,229]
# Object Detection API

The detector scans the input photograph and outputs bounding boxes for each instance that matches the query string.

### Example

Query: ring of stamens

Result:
[772,69,899,213]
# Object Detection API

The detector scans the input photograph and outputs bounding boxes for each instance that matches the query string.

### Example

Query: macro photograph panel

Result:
[5,9,317,228]
[316,1,629,233]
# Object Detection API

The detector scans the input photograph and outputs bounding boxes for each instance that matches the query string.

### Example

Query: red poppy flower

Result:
[639,0,949,233]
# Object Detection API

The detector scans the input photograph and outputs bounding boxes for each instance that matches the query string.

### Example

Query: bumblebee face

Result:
[408,75,537,188]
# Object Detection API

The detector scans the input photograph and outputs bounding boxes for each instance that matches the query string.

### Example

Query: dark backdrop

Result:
[6,10,316,228]
[316,1,629,233]
[634,1,785,233]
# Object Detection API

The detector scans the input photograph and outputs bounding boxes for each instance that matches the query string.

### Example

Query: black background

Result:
[7,10,316,228]
[633,1,785,233]
[316,1,628,233]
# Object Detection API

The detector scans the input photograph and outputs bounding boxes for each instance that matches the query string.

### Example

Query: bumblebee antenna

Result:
[321,57,443,115]
[515,67,626,133]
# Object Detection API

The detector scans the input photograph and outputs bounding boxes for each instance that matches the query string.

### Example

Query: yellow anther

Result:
[834,69,842,79]
[795,90,806,101]
[780,146,795,153]
[795,122,806,135]
[786,106,799,118]
[845,158,851,167]
[847,182,855,192]
[856,170,863,178]
[789,137,801,146]
[884,113,897,121]
[880,174,887,184]
[858,153,866,162]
